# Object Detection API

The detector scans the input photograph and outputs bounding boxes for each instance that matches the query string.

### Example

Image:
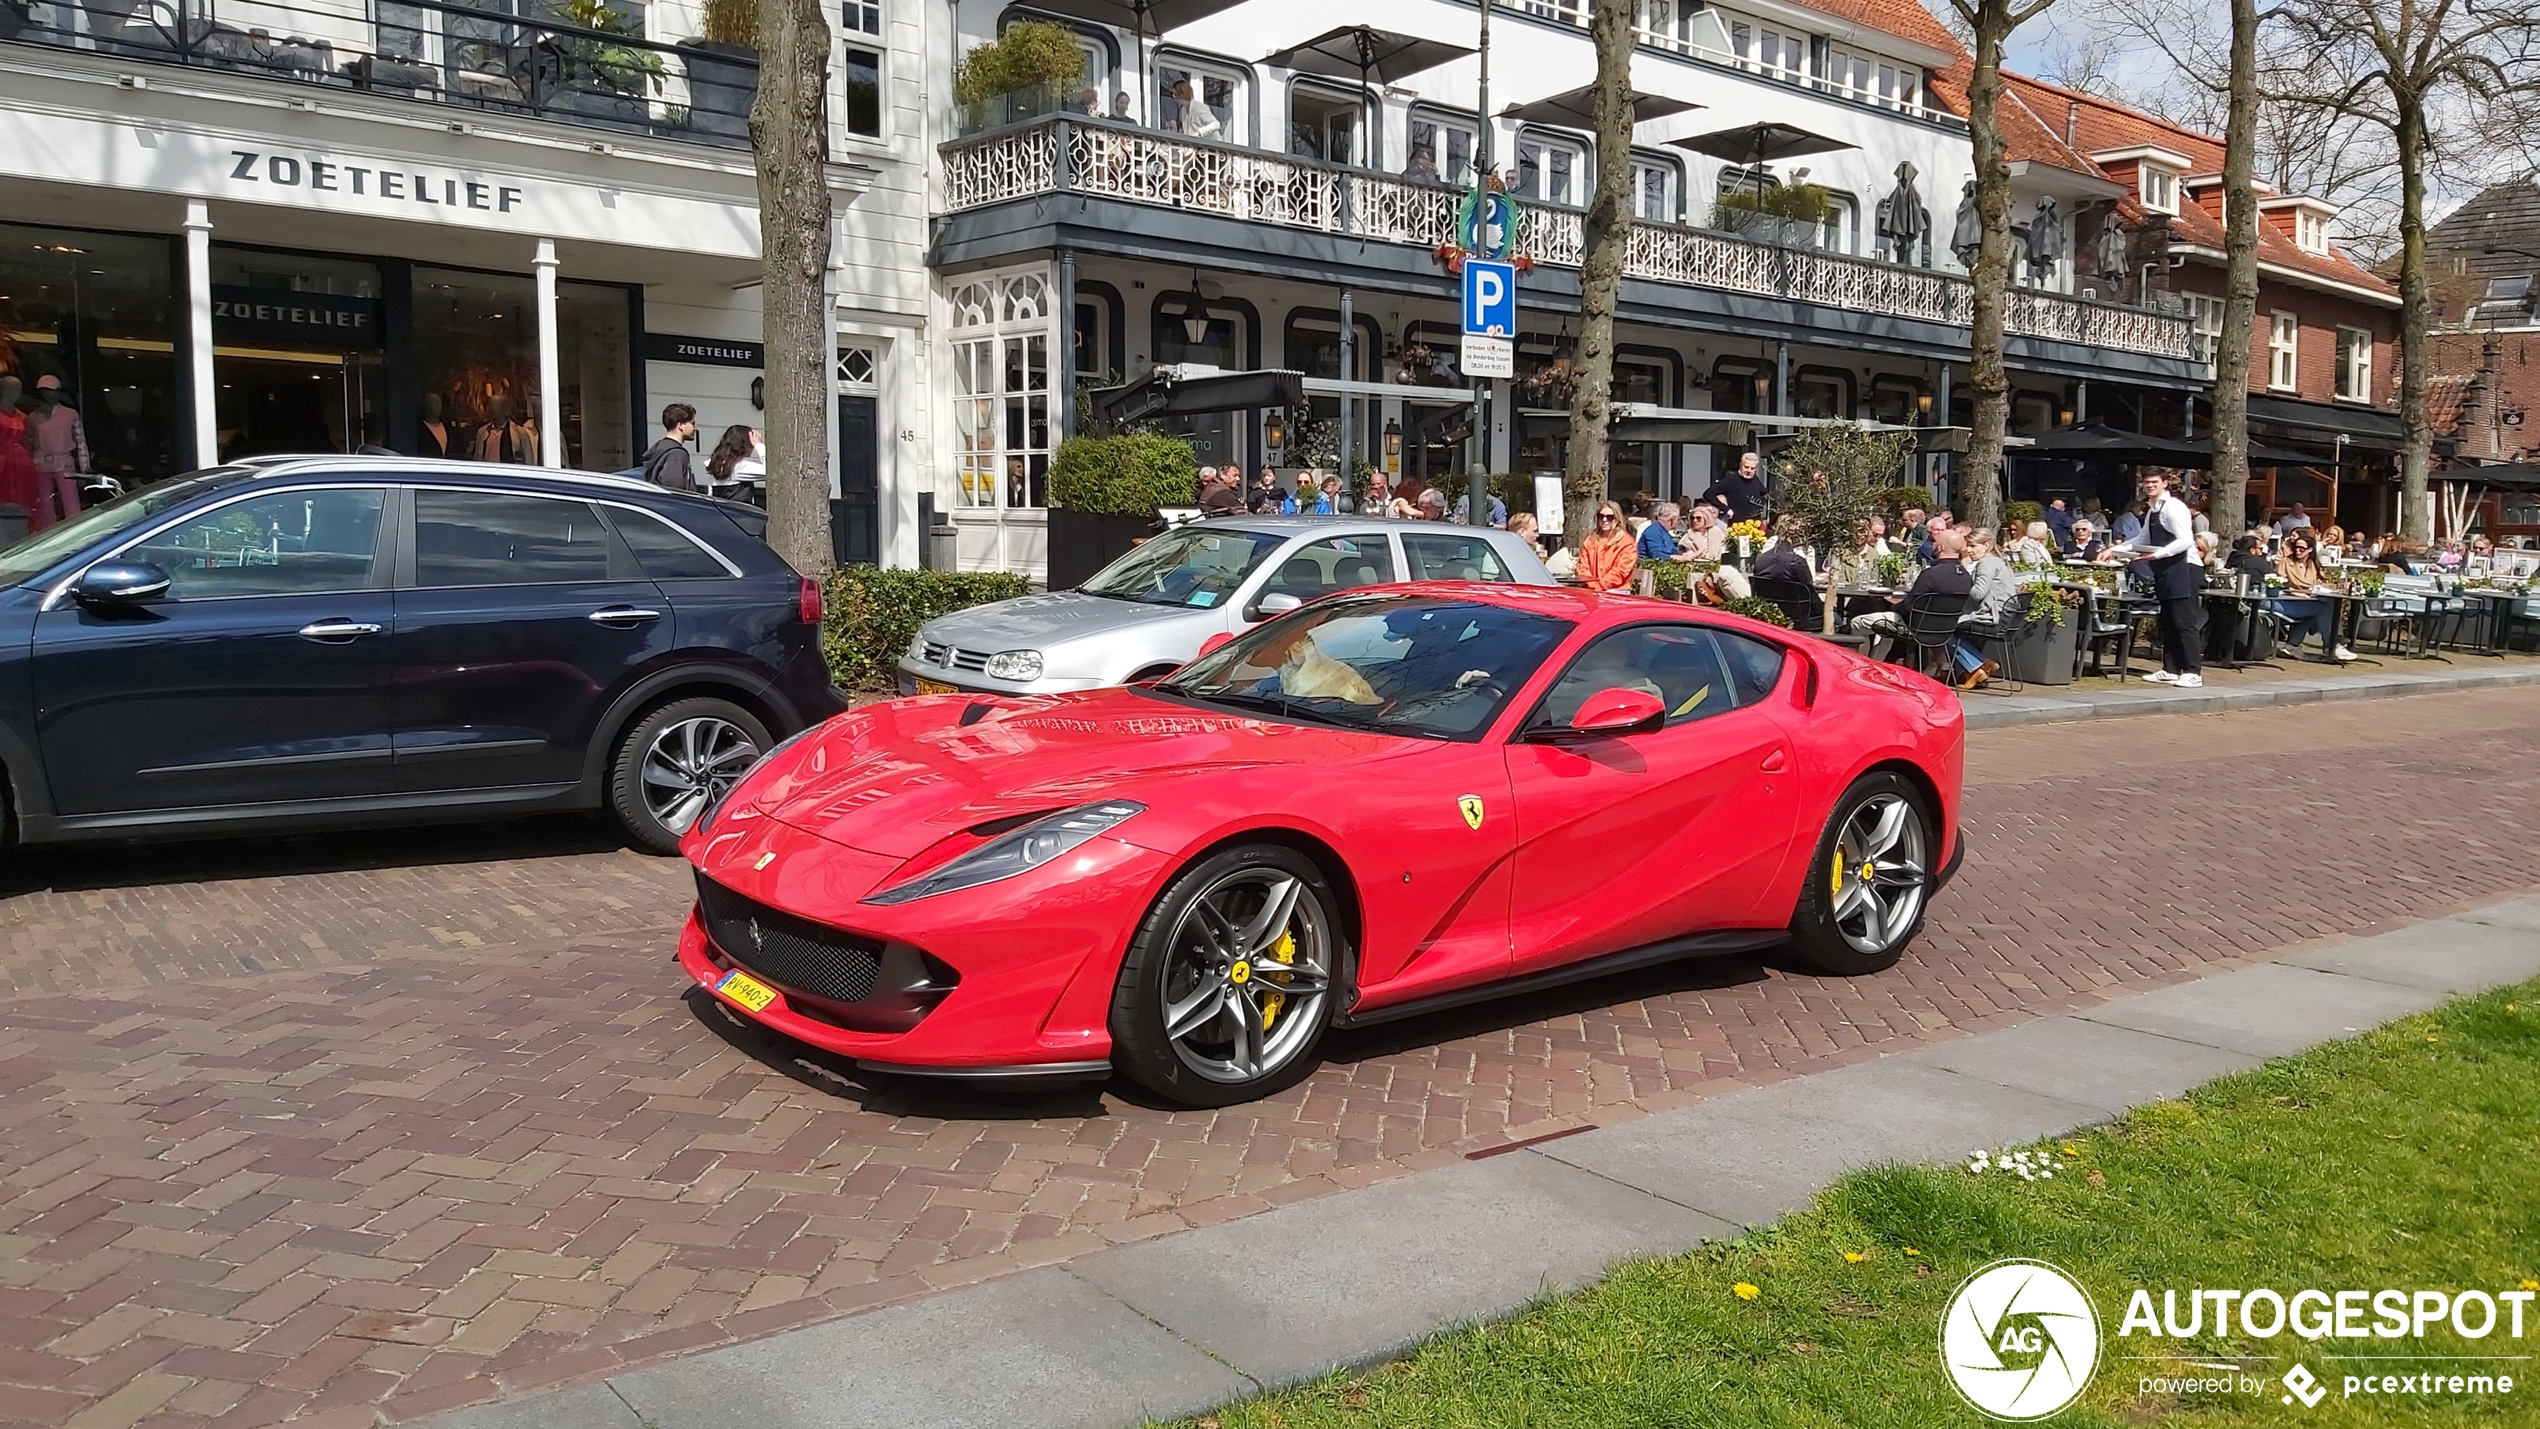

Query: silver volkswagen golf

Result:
[897,516,1557,696]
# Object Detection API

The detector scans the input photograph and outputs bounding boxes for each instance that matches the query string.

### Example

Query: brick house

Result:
[2419,180,2540,538]
[1964,70,2406,531]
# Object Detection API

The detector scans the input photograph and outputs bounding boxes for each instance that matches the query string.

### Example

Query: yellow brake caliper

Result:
[1259,929,1297,1029]
[1831,847,1846,899]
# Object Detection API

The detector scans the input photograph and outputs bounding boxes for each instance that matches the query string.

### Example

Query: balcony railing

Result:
[0,0,758,149]
[943,117,2196,362]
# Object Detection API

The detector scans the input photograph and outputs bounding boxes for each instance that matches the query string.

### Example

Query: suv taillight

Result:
[799,576,824,626]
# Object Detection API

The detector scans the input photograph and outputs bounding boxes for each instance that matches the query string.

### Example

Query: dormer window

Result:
[2139,164,2178,215]
[2294,207,2329,254]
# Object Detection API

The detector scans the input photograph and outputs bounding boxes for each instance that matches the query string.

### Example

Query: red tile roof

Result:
[1926,61,2396,300]
[1775,0,1970,61]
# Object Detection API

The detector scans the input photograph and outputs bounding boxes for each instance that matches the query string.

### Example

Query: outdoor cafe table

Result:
[2452,588,2529,656]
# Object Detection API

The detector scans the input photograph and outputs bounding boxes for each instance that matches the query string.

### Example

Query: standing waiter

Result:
[2114,468,2203,687]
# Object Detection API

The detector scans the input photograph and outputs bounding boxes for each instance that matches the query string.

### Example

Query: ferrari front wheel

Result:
[1787,772,1934,977]
[1110,845,1341,1107]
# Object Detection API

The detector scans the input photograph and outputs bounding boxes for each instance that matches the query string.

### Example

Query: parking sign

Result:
[1461,259,1516,338]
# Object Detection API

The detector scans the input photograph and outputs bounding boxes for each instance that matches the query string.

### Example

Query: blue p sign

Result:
[1462,259,1515,338]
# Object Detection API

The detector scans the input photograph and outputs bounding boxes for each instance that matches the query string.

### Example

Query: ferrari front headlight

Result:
[863,801,1145,904]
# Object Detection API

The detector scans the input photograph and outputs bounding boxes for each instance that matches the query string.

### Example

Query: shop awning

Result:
[2014,419,2213,466]
[2246,393,2408,448]
[1094,366,1305,422]
[2439,463,2540,491]
[1610,414,1753,444]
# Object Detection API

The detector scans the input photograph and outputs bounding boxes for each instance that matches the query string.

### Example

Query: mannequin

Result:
[2025,197,2065,283]
[419,392,452,457]
[0,377,37,526]
[2095,213,2129,283]
[1951,180,1981,270]
[473,393,537,464]
[26,374,87,529]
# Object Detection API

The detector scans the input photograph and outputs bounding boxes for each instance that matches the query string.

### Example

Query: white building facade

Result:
[0,0,930,565]
[925,0,2204,580]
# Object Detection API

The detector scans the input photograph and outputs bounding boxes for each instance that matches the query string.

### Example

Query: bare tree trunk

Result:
[2394,95,2432,544]
[1563,0,1635,550]
[1960,3,2016,537]
[752,0,835,576]
[2209,0,2259,545]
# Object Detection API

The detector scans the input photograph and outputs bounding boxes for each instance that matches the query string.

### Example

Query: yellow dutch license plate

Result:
[715,969,780,1014]
[915,678,957,696]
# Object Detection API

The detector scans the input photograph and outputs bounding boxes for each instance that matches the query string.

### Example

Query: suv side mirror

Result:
[1534,686,1665,742]
[1248,591,1302,622]
[70,562,172,608]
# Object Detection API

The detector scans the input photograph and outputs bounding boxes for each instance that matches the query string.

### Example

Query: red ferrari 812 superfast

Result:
[678,585,1964,1107]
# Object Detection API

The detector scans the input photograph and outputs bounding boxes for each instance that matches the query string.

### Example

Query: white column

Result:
[183,201,216,470]
[533,239,563,468]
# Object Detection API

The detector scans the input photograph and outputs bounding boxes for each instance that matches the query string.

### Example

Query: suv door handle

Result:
[299,619,383,643]
[588,607,663,626]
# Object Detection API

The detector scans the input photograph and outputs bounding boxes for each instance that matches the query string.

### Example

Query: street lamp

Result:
[1263,410,1287,458]
[1383,419,1402,459]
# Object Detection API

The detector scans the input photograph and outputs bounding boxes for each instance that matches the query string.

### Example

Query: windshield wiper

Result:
[1179,688,1359,730]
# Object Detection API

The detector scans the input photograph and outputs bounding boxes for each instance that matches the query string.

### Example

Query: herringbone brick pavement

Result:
[2,690,2534,1428]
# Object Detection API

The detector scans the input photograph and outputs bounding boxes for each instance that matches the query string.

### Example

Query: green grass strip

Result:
[1188,980,2540,1427]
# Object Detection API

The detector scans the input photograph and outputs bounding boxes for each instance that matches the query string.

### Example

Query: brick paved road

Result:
[3,690,2536,1429]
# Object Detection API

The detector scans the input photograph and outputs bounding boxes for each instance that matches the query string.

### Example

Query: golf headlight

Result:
[698,724,820,836]
[864,801,1145,904]
[984,649,1043,682]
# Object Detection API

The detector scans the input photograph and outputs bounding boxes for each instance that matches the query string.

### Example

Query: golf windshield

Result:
[1158,595,1573,740]
[1079,526,1287,609]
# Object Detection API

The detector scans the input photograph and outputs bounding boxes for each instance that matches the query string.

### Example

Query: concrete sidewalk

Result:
[429,896,2540,1429]
[1958,656,2540,730]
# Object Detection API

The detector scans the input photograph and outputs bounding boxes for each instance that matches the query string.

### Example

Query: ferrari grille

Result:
[694,874,884,1004]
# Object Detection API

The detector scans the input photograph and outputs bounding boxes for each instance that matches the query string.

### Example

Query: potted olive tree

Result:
[953,19,1089,135]
[679,0,757,140]
[1047,432,1196,591]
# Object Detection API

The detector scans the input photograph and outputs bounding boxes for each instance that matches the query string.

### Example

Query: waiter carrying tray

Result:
[2106,469,2203,687]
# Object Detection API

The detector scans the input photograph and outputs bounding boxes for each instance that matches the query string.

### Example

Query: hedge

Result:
[1049,433,1197,515]
[821,565,1032,692]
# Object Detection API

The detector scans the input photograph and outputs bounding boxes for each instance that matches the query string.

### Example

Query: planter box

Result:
[2005,606,2078,685]
[1047,507,1156,591]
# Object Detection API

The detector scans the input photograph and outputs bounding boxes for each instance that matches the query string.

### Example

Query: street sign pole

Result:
[1466,0,1492,526]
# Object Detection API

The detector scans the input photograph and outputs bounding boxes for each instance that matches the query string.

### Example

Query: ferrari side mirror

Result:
[1534,686,1665,742]
[1195,632,1236,659]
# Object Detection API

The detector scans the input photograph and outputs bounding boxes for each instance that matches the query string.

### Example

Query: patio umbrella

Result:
[1262,25,1473,88]
[1667,121,1856,197]
[2017,419,2213,467]
[1015,0,1249,32]
[1500,83,1700,130]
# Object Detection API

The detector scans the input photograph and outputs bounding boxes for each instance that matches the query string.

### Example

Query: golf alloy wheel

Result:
[641,715,762,838]
[1828,790,1930,957]
[1157,867,1335,1087]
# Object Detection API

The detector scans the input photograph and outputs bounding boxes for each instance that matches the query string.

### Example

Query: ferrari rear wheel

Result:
[1787,772,1934,977]
[1110,845,1341,1107]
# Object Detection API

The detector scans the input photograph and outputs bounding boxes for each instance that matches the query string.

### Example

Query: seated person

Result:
[2272,530,2355,662]
[2066,519,2108,563]
[1751,515,1815,585]
[1953,528,2018,687]
[2006,521,2057,566]
[1850,528,1974,662]
[2225,533,2275,582]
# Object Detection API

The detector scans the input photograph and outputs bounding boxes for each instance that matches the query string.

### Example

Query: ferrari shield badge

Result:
[1458,795,1486,831]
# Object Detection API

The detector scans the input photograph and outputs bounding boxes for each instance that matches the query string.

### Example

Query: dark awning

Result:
[2437,462,2540,491]
[2014,419,2213,466]
[2246,393,2408,448]
[1009,0,1247,34]
[1501,84,1700,130]
[1093,367,1305,423]
[1666,121,1856,166]
[1609,414,1752,445]
[1262,26,1473,86]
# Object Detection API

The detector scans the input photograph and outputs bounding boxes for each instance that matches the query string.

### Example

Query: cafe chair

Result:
[1955,615,2026,695]
[1897,592,1970,684]
[2360,574,2444,660]
[2077,595,2136,680]
[1747,575,1828,634]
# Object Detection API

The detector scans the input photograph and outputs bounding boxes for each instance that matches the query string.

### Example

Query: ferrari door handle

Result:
[1760,749,1788,773]
[298,619,383,643]
[588,606,663,626]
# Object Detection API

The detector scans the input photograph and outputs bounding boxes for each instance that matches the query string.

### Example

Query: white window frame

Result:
[2139,164,2178,216]
[2183,292,2226,366]
[1819,192,1858,254]
[1155,54,1248,145]
[947,268,1055,510]
[840,0,880,37]
[2335,326,2373,403]
[1632,156,1680,223]
[1515,131,1589,208]
[2268,311,2300,391]
[837,33,884,142]
[2295,208,2329,254]
[1286,82,1367,167]
[1405,109,1479,187]
[1729,20,1804,82]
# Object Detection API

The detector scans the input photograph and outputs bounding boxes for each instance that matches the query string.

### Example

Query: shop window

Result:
[1405,111,1476,187]
[1156,57,1244,144]
[949,265,1054,509]
[410,266,634,471]
[209,247,387,460]
[0,223,179,483]
[414,491,613,586]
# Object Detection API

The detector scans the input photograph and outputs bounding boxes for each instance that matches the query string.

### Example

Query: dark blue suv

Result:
[0,458,846,854]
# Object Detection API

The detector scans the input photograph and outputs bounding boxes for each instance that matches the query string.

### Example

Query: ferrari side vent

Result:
[695,874,885,1004]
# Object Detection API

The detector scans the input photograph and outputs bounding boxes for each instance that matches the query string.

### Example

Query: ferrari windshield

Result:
[1079,526,1287,609]
[1157,595,1573,739]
